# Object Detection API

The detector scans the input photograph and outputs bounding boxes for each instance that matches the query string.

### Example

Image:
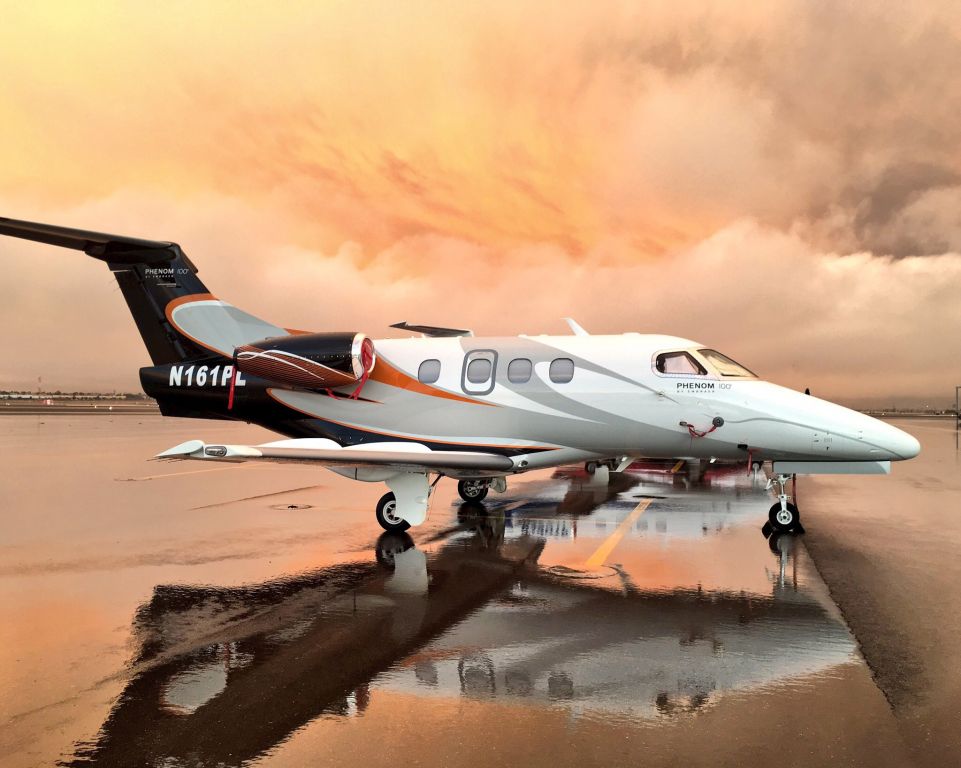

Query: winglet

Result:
[155,440,262,460]
[156,440,206,458]
[563,317,589,336]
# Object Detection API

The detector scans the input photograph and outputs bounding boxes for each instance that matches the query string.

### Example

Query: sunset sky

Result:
[2,1,961,404]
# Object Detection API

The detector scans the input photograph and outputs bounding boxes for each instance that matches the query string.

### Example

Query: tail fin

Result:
[0,217,289,364]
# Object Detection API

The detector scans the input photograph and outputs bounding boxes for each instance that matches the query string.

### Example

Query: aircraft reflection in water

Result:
[506,462,769,541]
[64,466,855,768]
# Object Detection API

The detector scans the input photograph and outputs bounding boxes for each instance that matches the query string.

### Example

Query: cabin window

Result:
[549,358,575,383]
[655,351,707,376]
[461,349,497,395]
[467,359,492,383]
[418,359,441,384]
[697,348,756,377]
[508,358,533,383]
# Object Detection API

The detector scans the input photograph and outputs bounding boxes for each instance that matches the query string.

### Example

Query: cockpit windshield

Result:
[697,349,756,377]
[654,351,707,375]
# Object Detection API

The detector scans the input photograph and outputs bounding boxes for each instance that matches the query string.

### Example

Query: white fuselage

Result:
[265,332,921,473]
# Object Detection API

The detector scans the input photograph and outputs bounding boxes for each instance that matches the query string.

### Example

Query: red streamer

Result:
[227,365,237,410]
[686,423,717,439]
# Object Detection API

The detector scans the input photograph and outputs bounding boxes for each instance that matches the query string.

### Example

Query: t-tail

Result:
[0,217,293,419]
[0,217,291,364]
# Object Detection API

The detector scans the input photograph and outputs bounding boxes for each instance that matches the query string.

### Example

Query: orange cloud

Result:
[2,2,961,400]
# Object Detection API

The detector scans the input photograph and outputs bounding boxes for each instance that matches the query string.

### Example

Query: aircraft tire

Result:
[768,531,784,554]
[375,531,415,568]
[457,479,489,502]
[376,492,411,532]
[768,502,800,534]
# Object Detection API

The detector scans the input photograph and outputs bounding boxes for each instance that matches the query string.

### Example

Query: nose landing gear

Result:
[769,501,801,533]
[766,474,805,534]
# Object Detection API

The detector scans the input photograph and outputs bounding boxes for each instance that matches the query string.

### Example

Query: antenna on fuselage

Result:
[563,317,589,336]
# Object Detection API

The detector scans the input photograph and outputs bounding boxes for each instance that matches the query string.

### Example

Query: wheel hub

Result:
[383,501,403,525]
[776,508,793,526]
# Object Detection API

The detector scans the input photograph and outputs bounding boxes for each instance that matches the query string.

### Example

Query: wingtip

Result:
[156,439,205,458]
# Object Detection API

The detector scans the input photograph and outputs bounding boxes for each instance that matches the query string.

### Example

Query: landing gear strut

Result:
[457,479,489,502]
[766,474,804,534]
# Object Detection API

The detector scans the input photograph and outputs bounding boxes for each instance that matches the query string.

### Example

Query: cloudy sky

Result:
[2,1,961,405]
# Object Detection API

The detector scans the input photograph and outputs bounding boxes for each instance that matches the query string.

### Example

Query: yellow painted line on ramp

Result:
[585,499,653,568]
[671,460,685,474]
[120,465,262,482]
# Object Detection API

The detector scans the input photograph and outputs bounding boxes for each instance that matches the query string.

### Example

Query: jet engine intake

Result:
[234,331,375,389]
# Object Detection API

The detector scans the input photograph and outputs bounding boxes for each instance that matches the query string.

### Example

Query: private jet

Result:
[0,217,921,533]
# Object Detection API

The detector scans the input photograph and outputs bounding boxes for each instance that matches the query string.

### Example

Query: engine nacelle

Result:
[234,332,375,389]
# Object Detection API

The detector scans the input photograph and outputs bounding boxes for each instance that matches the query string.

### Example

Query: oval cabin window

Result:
[418,359,441,384]
[549,358,575,383]
[508,358,533,383]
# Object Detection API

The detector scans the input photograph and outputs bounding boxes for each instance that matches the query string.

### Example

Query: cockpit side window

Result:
[654,351,707,376]
[697,349,756,377]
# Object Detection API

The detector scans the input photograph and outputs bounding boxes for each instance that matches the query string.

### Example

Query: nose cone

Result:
[859,414,921,460]
[881,423,921,460]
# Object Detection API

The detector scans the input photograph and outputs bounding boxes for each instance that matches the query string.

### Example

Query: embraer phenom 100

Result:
[1,217,920,534]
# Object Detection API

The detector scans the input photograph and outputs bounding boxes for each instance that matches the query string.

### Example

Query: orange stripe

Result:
[266,388,555,452]
[367,356,493,406]
[164,292,217,323]
[164,293,231,357]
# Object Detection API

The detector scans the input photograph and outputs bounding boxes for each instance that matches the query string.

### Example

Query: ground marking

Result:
[585,499,653,568]
[190,484,324,510]
[120,465,263,481]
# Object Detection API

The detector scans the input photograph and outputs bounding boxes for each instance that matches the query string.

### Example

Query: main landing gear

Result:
[373,472,437,532]
[457,479,489,502]
[376,476,505,532]
[376,492,411,533]
[766,474,805,534]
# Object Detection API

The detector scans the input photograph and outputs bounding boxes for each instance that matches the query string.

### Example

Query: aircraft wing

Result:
[156,438,515,473]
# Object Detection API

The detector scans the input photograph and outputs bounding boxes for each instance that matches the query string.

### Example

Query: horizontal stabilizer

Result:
[0,216,190,266]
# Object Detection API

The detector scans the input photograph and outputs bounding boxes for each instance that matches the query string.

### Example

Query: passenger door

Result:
[461,350,497,396]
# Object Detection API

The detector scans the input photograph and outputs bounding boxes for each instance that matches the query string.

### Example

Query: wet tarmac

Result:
[0,414,936,767]
[801,418,961,768]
